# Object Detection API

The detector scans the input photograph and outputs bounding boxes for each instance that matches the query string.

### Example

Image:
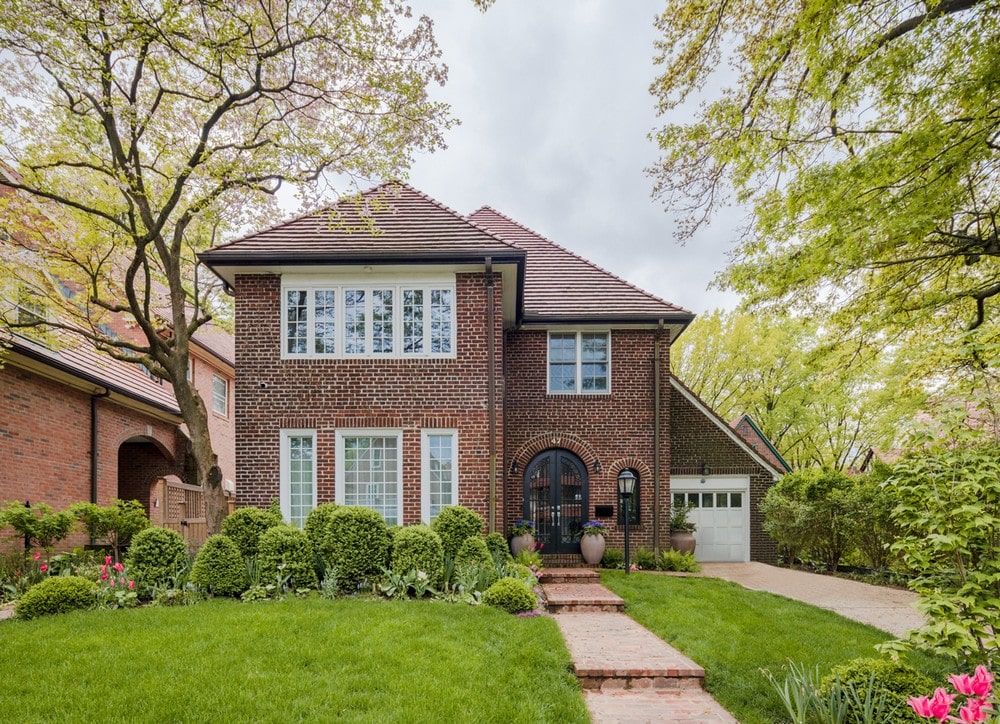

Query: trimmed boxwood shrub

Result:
[126,526,188,592]
[485,532,513,565]
[221,507,283,559]
[456,536,498,588]
[304,503,340,560]
[323,506,390,591]
[431,506,483,559]
[482,577,537,614]
[257,525,318,589]
[190,535,247,597]
[390,525,444,587]
[15,576,98,620]
[819,657,933,723]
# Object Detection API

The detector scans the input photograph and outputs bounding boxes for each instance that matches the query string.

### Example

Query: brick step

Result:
[541,582,625,613]
[554,612,707,693]
[538,567,600,585]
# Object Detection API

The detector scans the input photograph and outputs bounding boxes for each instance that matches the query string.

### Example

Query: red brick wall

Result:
[503,329,672,553]
[669,387,778,563]
[233,271,505,529]
[0,363,184,550]
[732,417,787,473]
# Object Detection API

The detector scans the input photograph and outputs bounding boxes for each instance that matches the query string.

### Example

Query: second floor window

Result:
[548,331,610,394]
[211,374,228,416]
[283,280,455,359]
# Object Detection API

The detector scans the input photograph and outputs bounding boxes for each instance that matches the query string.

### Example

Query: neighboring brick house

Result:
[201,182,783,562]
[1,304,235,552]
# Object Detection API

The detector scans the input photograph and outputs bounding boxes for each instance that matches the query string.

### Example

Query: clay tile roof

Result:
[200,182,522,264]
[467,207,693,323]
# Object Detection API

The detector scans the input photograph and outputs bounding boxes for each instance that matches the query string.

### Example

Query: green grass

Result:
[602,571,951,724]
[0,597,588,723]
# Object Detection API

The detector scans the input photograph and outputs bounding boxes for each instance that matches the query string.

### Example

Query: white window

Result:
[336,430,403,525]
[281,430,317,528]
[211,374,228,416]
[281,277,455,359]
[548,331,610,394]
[421,430,458,523]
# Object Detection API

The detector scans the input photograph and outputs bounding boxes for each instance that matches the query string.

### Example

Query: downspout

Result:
[90,387,110,506]
[486,257,497,534]
[653,320,664,556]
[90,387,111,546]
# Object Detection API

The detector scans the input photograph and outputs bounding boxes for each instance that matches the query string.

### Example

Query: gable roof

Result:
[467,206,693,326]
[730,413,792,473]
[671,376,785,479]
[200,182,525,272]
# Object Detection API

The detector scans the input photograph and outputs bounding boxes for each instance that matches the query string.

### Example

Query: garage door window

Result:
[674,492,743,510]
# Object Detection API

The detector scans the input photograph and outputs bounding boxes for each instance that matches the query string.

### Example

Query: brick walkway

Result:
[540,569,737,723]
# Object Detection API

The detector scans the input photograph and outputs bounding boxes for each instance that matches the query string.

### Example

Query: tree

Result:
[0,0,458,533]
[650,1,1000,374]
[672,309,925,469]
[70,499,149,563]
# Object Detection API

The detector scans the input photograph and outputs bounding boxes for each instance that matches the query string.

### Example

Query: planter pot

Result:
[580,534,606,565]
[670,530,696,555]
[510,533,535,557]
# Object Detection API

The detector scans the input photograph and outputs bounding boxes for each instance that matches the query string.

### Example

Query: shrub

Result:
[658,549,700,572]
[323,506,390,591]
[635,547,657,570]
[456,536,497,589]
[847,473,899,571]
[221,507,282,559]
[819,657,933,723]
[304,503,340,560]
[503,562,538,587]
[190,535,247,597]
[601,548,624,569]
[257,526,318,589]
[126,526,188,592]
[15,576,97,620]
[390,525,444,587]
[70,499,149,563]
[431,506,483,559]
[485,532,513,566]
[0,501,75,550]
[482,577,537,614]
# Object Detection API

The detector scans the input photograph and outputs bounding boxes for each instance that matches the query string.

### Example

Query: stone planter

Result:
[670,529,696,555]
[510,533,535,557]
[580,533,606,565]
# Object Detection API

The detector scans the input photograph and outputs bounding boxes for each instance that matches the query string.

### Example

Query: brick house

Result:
[201,183,782,562]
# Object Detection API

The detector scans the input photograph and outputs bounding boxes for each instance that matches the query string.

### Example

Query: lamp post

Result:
[617,470,636,575]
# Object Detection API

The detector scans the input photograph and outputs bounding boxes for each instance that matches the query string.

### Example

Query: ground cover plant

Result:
[0,597,587,723]
[602,571,950,724]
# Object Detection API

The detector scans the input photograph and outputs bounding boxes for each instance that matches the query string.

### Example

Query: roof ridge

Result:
[469,206,693,316]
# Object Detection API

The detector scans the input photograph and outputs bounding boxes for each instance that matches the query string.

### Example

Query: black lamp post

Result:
[617,470,636,575]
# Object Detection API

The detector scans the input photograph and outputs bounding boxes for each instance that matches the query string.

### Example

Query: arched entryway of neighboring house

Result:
[117,436,176,517]
[523,448,588,555]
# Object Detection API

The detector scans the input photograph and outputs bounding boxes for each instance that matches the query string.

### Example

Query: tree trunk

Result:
[171,375,227,535]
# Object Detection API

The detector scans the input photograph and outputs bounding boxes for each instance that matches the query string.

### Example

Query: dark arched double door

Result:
[523,449,588,555]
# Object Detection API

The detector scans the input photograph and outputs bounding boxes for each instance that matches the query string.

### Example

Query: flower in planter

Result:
[509,519,535,537]
[579,520,606,537]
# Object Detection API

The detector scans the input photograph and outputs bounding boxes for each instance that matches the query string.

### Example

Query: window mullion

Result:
[576,332,583,394]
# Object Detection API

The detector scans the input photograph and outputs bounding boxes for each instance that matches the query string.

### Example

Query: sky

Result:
[403,0,744,316]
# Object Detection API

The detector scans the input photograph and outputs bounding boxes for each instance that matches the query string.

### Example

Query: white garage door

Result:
[672,477,750,562]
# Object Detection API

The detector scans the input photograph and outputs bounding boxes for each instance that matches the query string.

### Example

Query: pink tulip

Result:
[101,573,108,581]
[127,580,135,590]
[971,666,994,697]
[39,564,47,573]
[105,555,112,565]
[108,579,115,587]
[909,689,956,721]
[958,698,989,723]
[113,562,124,573]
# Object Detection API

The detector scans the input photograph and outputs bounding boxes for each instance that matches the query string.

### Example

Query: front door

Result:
[523,449,588,554]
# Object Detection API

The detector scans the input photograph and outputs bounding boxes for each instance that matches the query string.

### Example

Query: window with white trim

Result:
[548,331,610,394]
[336,430,403,525]
[211,374,228,416]
[282,279,455,359]
[281,430,317,528]
[421,430,458,523]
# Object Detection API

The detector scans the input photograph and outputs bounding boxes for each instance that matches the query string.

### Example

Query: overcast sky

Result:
[404,0,744,315]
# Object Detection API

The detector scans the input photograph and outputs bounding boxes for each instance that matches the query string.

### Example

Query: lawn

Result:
[602,571,951,724]
[0,596,588,723]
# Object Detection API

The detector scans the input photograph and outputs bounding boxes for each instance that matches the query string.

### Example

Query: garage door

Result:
[672,477,749,562]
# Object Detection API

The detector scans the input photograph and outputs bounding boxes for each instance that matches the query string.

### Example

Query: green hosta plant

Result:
[879,442,1000,665]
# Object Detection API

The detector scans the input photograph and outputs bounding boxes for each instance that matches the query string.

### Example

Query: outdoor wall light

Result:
[617,469,637,574]
[592,459,602,473]
[510,459,519,475]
